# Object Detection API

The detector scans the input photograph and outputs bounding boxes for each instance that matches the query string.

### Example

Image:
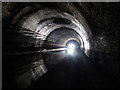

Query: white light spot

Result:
[67,43,76,55]
[67,43,76,49]
[67,49,74,55]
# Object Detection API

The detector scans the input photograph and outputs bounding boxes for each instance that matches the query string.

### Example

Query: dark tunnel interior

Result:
[2,2,120,88]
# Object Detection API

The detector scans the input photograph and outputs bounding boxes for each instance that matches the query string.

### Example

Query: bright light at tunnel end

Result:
[67,49,74,55]
[66,43,76,55]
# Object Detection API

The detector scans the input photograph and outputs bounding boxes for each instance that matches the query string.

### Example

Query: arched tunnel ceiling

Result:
[12,8,90,55]
[2,2,120,88]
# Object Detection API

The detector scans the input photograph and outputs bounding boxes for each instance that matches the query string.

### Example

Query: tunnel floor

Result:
[29,49,118,88]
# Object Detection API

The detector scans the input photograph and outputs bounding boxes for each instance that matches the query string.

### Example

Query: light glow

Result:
[67,43,76,49]
[67,43,76,55]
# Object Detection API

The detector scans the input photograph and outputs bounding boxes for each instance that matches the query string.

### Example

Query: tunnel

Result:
[2,2,120,88]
